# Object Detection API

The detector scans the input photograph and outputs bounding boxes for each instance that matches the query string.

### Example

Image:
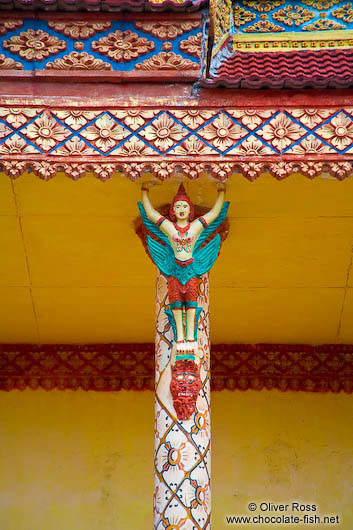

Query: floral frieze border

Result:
[1,159,353,181]
[1,104,353,180]
[0,343,352,393]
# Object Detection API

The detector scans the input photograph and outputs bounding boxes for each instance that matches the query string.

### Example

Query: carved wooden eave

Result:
[1,84,353,181]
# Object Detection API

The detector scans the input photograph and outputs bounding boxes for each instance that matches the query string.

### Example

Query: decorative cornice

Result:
[0,344,352,393]
[1,101,353,181]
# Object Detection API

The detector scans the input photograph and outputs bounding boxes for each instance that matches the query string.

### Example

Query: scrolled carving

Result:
[134,21,200,39]
[45,52,113,70]
[47,21,112,40]
[135,51,199,70]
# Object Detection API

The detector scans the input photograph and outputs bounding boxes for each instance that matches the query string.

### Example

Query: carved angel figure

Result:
[138,182,229,420]
[139,183,229,356]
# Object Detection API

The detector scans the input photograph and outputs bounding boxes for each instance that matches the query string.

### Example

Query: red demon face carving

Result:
[170,360,201,421]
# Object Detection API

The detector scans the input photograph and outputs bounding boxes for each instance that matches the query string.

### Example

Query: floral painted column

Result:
[154,271,211,530]
[136,183,229,530]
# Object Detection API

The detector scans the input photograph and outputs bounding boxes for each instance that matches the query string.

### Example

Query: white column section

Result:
[154,272,211,530]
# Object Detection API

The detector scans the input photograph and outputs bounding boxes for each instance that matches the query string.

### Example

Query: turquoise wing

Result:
[147,235,175,277]
[194,201,230,254]
[193,233,221,276]
[138,201,169,245]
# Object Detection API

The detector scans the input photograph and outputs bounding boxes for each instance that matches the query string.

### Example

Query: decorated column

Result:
[137,182,229,530]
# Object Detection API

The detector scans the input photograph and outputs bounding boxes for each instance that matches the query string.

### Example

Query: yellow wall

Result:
[0,389,352,530]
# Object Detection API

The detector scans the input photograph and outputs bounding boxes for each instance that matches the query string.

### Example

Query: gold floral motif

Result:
[79,114,130,153]
[55,137,96,156]
[289,109,332,129]
[61,163,88,180]
[1,161,27,179]
[91,30,154,62]
[199,114,247,152]
[243,15,285,32]
[91,163,116,181]
[74,42,85,51]
[111,110,159,131]
[231,137,274,155]
[3,29,66,61]
[0,107,39,128]
[46,52,112,70]
[32,161,57,180]
[227,109,274,130]
[21,113,71,151]
[286,135,335,154]
[170,136,217,155]
[162,42,173,51]
[301,0,340,9]
[53,110,102,131]
[0,123,13,141]
[317,112,353,150]
[48,21,112,40]
[242,0,285,12]
[0,19,23,36]
[333,3,353,23]
[0,134,40,154]
[171,110,216,129]
[328,162,353,179]
[122,162,146,181]
[303,18,346,30]
[0,54,23,70]
[257,113,305,151]
[273,6,315,26]
[134,21,200,40]
[212,0,233,45]
[139,113,187,152]
[233,6,256,26]
[179,34,202,58]
[135,52,199,70]
[112,136,156,156]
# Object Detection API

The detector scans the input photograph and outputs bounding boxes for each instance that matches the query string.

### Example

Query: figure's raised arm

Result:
[201,183,226,226]
[141,183,173,233]
[141,182,164,224]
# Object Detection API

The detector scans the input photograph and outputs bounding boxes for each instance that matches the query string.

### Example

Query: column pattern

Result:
[154,272,211,530]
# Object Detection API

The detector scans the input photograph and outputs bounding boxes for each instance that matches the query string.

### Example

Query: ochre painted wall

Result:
[0,389,352,529]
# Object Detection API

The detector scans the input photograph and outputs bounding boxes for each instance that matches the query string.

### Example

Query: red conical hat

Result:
[174,184,189,201]
[169,183,194,221]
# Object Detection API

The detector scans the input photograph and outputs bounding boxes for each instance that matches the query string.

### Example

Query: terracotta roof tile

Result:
[206,48,353,89]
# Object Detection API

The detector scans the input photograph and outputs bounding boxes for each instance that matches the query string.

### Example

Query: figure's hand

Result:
[216,182,226,192]
[141,180,159,191]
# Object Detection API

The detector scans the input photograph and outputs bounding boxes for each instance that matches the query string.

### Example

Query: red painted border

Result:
[0,344,352,393]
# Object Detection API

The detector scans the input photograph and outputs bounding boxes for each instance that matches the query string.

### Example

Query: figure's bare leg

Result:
[172,309,184,343]
[186,308,196,341]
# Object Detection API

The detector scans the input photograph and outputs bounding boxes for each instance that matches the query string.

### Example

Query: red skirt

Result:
[168,276,199,303]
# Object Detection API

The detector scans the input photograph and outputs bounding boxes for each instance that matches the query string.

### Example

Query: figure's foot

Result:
[176,340,186,354]
[185,340,197,354]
